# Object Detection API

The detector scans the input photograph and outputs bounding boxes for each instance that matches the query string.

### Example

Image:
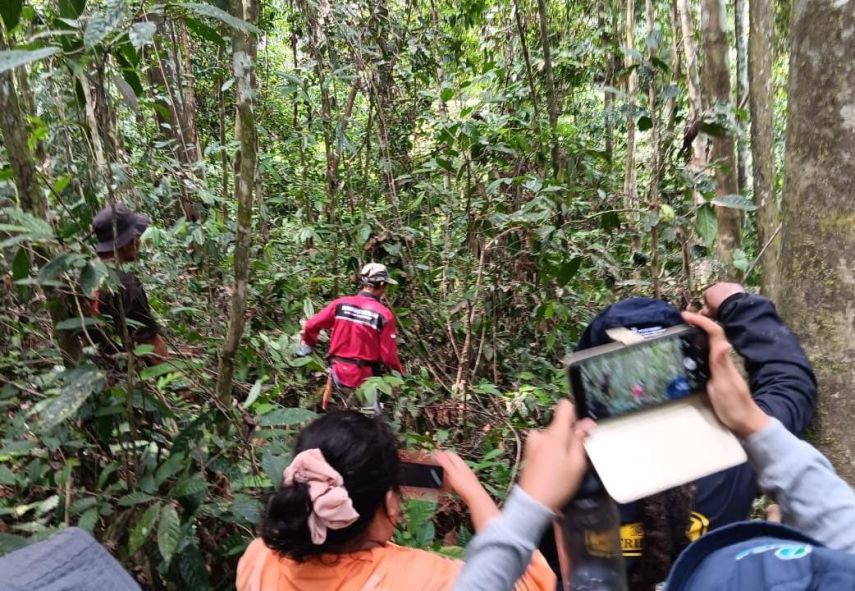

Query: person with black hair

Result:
[538,283,818,590]
[236,411,556,591]
[452,312,855,591]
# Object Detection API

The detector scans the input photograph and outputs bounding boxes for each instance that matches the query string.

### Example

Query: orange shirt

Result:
[237,538,556,591]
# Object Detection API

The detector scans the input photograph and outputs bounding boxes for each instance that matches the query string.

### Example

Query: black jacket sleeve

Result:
[716,293,817,435]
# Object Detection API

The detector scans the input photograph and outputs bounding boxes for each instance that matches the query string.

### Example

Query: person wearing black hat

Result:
[89,204,168,359]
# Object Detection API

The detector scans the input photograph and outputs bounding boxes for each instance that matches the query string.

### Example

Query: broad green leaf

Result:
[184,16,226,47]
[129,502,161,554]
[0,47,60,75]
[59,0,87,18]
[139,360,199,380]
[696,204,718,245]
[129,21,156,48]
[637,115,653,132]
[302,298,315,319]
[77,508,99,532]
[39,253,86,282]
[121,67,144,96]
[80,259,108,295]
[556,256,583,286]
[261,447,291,485]
[733,248,750,272]
[177,544,212,590]
[440,87,454,102]
[0,0,23,31]
[118,491,156,507]
[229,497,262,524]
[171,475,207,498]
[154,451,187,486]
[699,120,727,138]
[241,379,263,409]
[257,407,317,427]
[83,0,126,48]
[0,533,30,555]
[54,316,102,331]
[712,194,757,211]
[11,247,29,281]
[0,465,17,485]
[157,504,181,564]
[180,2,262,35]
[39,365,106,430]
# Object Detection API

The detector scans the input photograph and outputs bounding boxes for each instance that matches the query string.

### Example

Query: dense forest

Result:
[1,0,853,588]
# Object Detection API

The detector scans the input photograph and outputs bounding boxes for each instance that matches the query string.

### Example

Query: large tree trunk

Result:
[777,0,855,483]
[536,0,560,177]
[748,0,780,299]
[0,35,80,364]
[645,0,661,297]
[700,0,741,276]
[734,0,750,194]
[675,0,708,203]
[623,0,638,218]
[147,19,203,221]
[216,0,259,404]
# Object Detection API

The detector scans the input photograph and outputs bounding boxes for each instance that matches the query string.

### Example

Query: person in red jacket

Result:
[300,263,404,410]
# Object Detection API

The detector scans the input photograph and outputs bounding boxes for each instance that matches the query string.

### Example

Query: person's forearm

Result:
[462,487,501,533]
[744,418,855,553]
[453,487,554,591]
[718,293,817,434]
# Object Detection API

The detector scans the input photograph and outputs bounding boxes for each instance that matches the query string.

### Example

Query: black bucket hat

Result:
[92,204,150,255]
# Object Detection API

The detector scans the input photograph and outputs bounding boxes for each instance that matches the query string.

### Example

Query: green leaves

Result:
[83,0,126,48]
[0,0,23,30]
[184,17,226,47]
[157,504,182,564]
[712,194,757,211]
[0,47,60,75]
[256,407,317,427]
[58,0,87,19]
[696,204,718,245]
[0,208,55,248]
[118,491,156,507]
[129,22,157,49]
[129,502,161,554]
[179,2,262,35]
[39,365,106,431]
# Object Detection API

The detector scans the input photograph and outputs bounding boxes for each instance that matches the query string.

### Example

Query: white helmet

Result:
[360,262,397,286]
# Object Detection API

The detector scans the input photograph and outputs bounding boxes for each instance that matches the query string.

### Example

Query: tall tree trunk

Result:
[512,0,545,160]
[535,0,560,177]
[623,0,638,223]
[0,35,80,364]
[748,0,779,299]
[645,0,661,297]
[700,0,741,276]
[734,0,750,194]
[216,0,259,404]
[675,0,708,203]
[777,0,855,483]
[148,18,202,220]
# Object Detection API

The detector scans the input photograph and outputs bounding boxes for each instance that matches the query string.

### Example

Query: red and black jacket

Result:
[303,291,403,389]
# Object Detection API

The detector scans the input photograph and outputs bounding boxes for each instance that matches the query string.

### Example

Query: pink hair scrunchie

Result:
[283,448,360,544]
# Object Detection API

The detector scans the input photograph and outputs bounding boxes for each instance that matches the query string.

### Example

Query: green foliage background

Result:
[0,0,790,587]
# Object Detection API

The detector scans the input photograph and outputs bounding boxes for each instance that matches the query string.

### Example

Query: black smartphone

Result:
[568,325,710,421]
[399,462,445,490]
